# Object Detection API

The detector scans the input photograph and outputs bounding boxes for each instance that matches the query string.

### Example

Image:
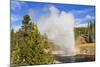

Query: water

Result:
[54,55,95,63]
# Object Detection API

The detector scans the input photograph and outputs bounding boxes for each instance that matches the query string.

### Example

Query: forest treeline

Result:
[74,21,95,43]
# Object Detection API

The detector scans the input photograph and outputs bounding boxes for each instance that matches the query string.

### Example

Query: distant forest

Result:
[74,21,95,43]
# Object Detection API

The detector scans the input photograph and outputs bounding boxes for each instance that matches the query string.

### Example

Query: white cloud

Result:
[75,22,88,28]
[70,9,89,15]
[11,14,22,23]
[37,6,76,56]
[11,14,22,31]
[11,1,26,11]
[86,15,95,20]
[11,1,21,11]
[74,15,95,28]
[75,18,85,23]
[11,25,21,32]
[11,15,19,22]
[71,10,86,14]
[74,18,88,28]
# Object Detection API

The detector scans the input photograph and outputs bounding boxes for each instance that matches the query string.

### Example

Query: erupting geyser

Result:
[38,6,76,56]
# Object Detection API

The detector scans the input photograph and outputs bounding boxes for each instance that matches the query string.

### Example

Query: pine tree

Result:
[11,15,54,66]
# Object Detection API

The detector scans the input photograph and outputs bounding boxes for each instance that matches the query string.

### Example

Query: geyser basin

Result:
[11,0,95,66]
[38,6,76,56]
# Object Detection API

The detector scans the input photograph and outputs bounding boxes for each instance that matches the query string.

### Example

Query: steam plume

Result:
[38,6,76,56]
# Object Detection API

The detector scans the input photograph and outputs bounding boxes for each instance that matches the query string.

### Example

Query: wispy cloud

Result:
[70,8,95,20]
[11,14,22,31]
[71,8,95,28]
[11,0,26,11]
[74,15,95,28]
[70,9,87,14]
[86,15,95,20]
[11,1,21,11]
[11,14,22,23]
[11,1,95,31]
[75,22,88,28]
[70,9,94,15]
[11,15,20,22]
[11,24,21,32]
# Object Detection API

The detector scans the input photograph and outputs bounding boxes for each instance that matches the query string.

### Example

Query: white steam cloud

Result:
[37,6,76,56]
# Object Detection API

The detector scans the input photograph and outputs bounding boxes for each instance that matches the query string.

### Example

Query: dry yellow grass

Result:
[76,43,95,55]
[78,43,95,48]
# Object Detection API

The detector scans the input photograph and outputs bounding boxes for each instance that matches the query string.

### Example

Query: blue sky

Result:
[11,1,95,31]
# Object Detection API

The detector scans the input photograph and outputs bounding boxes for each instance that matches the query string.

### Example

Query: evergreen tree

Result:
[11,15,54,66]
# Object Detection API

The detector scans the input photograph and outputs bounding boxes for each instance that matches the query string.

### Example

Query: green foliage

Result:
[11,15,54,66]
[74,20,95,43]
